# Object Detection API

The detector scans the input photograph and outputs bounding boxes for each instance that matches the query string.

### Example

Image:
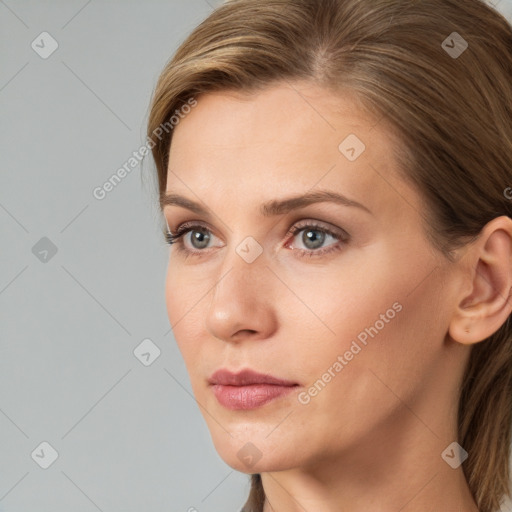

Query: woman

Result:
[146,0,512,510]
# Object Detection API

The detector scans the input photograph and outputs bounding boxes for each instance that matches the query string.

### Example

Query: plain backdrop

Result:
[1,1,512,511]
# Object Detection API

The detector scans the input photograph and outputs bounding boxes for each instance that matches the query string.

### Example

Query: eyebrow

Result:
[160,189,372,217]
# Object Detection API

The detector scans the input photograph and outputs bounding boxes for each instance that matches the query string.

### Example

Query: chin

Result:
[209,429,304,474]
[222,450,298,474]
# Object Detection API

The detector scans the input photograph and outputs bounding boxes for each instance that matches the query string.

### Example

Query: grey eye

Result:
[188,229,211,250]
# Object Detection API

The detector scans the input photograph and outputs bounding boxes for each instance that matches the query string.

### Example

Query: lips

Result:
[208,368,298,387]
[208,369,299,410]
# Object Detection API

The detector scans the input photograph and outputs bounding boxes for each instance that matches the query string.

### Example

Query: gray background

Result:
[1,1,512,511]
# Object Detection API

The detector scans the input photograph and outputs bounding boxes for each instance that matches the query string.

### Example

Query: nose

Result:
[204,243,278,343]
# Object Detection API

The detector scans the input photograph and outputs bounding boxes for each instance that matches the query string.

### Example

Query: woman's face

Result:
[163,82,468,474]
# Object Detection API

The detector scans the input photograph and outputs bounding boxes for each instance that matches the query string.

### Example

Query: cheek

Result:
[164,262,181,329]
[280,255,403,350]
[164,261,205,359]
[287,248,446,398]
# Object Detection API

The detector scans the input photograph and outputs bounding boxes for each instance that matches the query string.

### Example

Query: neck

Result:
[260,411,479,512]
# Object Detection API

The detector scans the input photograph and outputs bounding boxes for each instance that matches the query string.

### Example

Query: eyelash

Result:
[164,221,349,259]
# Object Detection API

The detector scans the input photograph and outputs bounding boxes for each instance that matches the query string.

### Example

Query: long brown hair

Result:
[146,1,512,510]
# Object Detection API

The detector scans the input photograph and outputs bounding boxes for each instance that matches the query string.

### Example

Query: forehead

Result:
[166,82,421,221]
[169,83,377,156]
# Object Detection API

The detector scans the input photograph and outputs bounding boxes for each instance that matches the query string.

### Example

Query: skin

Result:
[162,81,512,512]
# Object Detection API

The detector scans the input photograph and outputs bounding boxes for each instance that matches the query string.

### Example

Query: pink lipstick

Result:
[208,369,299,410]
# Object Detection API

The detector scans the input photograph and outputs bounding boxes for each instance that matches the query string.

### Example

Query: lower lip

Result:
[211,384,297,410]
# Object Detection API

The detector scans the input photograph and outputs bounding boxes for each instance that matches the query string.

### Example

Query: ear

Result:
[449,215,512,345]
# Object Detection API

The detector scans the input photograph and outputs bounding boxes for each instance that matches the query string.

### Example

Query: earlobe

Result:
[448,216,512,346]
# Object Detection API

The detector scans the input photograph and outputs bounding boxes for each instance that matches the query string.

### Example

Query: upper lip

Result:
[208,369,298,387]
